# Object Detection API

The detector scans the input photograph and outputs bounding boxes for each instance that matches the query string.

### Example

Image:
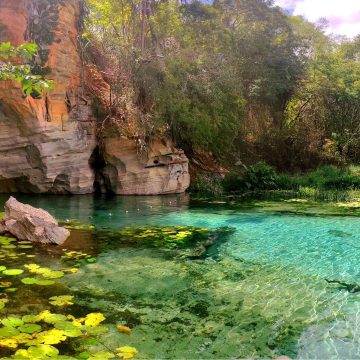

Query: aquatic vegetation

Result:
[49,295,74,307]
[109,226,211,249]
[63,220,96,231]
[116,346,138,359]
[61,251,97,267]
[0,237,137,359]
[336,200,360,209]
[97,226,235,259]
[3,195,360,358]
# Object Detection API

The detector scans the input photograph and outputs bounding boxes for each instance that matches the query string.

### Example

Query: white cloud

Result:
[275,0,360,38]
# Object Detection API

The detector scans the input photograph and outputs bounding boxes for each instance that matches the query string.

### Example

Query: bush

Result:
[243,162,278,191]
[222,162,279,192]
[275,174,300,190]
[299,165,360,190]
[222,172,243,193]
[322,175,360,189]
[190,173,224,197]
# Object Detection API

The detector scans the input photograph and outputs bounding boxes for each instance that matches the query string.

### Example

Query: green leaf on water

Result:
[0,326,20,338]
[18,323,42,334]
[43,313,68,324]
[21,277,37,285]
[16,344,59,358]
[54,321,82,337]
[90,351,116,359]
[1,317,24,327]
[5,287,17,292]
[18,245,33,249]
[35,279,55,286]
[21,277,55,286]
[49,295,74,306]
[2,269,23,275]
[22,314,42,323]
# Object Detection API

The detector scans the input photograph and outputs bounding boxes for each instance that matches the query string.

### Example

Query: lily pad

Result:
[54,321,82,337]
[49,295,74,306]
[2,269,23,276]
[0,326,20,338]
[35,279,55,286]
[116,346,138,360]
[16,344,59,358]
[21,277,37,285]
[84,313,105,327]
[1,317,24,327]
[0,338,18,348]
[18,323,42,334]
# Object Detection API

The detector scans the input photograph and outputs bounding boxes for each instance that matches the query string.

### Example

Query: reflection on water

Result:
[1,194,360,358]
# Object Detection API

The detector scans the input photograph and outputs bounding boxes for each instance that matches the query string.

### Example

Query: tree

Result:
[0,42,53,96]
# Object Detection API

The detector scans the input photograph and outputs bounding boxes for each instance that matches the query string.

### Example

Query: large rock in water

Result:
[0,197,70,245]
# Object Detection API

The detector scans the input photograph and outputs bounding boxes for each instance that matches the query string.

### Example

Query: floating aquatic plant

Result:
[106,225,211,249]
[61,251,97,267]
[116,346,138,359]
[0,234,138,359]
[49,295,74,306]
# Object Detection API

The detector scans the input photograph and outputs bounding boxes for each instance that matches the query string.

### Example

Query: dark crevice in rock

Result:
[89,145,114,195]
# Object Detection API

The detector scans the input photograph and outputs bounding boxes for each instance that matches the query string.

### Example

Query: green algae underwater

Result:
[2,194,360,359]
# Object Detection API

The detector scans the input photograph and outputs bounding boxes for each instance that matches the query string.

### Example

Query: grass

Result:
[191,164,360,202]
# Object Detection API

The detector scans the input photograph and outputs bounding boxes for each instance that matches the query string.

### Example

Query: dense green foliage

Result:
[83,0,360,168]
[192,163,360,196]
[0,42,53,96]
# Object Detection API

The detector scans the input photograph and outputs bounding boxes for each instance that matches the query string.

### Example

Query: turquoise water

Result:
[2,194,360,358]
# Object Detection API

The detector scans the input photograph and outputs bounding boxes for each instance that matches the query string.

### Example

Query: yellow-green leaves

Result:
[0,338,18,348]
[2,269,23,276]
[1,317,23,327]
[116,346,138,359]
[84,313,106,327]
[15,344,59,358]
[0,326,20,338]
[49,295,74,306]
[24,263,64,279]
[35,329,67,345]
[18,323,42,334]
[21,278,55,286]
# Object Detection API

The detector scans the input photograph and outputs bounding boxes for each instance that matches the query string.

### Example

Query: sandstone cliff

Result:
[0,0,189,195]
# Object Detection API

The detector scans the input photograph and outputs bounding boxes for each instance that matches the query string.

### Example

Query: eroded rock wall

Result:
[0,0,96,194]
[98,137,190,195]
[0,0,190,195]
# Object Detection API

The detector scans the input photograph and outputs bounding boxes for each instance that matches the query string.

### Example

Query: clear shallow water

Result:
[1,194,360,358]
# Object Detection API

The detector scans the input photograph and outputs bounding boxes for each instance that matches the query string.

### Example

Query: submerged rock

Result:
[0,197,70,245]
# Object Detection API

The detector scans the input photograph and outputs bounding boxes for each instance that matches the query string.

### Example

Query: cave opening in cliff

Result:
[89,146,114,195]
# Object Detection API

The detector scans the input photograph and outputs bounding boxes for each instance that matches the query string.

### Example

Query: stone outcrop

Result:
[97,137,190,195]
[0,0,190,195]
[0,0,96,194]
[0,197,70,244]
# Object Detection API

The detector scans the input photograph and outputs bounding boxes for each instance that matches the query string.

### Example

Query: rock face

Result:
[98,137,190,195]
[0,0,190,195]
[0,197,70,244]
[0,0,96,194]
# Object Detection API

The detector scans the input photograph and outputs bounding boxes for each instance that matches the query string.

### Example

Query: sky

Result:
[274,0,360,38]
